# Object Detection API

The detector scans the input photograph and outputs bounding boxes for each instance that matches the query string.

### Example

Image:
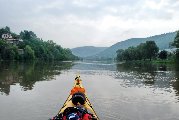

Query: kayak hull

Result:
[58,76,99,119]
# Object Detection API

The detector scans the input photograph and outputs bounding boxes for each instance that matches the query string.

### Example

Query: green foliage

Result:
[175,49,179,60]
[20,30,37,40]
[145,41,159,60]
[116,49,124,61]
[24,45,35,60]
[0,26,11,37]
[116,41,159,61]
[136,43,147,60]
[0,39,12,60]
[6,47,16,60]
[158,50,167,60]
[172,31,179,48]
[0,26,78,61]
[171,31,179,61]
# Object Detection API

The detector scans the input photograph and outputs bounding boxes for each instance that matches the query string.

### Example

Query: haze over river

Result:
[0,61,179,120]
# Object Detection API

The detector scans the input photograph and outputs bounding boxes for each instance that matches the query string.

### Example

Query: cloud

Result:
[0,0,179,48]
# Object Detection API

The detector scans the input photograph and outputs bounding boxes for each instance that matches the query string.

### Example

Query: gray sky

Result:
[0,0,179,48]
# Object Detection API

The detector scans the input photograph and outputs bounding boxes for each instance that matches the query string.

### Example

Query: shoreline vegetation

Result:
[116,30,179,64]
[1,26,179,64]
[0,26,79,61]
[118,57,177,64]
[119,59,176,64]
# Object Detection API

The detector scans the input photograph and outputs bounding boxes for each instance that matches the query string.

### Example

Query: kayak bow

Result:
[58,75,99,120]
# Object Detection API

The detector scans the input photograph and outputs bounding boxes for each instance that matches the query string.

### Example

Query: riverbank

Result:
[117,59,176,65]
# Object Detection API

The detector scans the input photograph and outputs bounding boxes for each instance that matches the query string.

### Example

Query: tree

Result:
[137,43,147,60]
[12,45,20,60]
[0,26,11,37]
[4,47,15,60]
[116,49,124,61]
[122,49,130,61]
[172,31,179,60]
[172,31,179,48]
[24,45,35,60]
[116,41,159,61]
[128,47,138,60]
[0,27,78,61]
[145,41,159,60]
[158,50,167,60]
[175,49,179,60]
[0,40,9,60]
[20,30,37,40]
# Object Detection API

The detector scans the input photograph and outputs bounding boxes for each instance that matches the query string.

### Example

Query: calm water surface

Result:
[0,61,179,120]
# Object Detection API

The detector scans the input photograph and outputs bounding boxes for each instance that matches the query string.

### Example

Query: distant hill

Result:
[71,46,108,58]
[88,32,177,59]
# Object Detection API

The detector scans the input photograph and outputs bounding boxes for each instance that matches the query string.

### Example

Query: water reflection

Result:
[173,62,179,97]
[1,61,179,120]
[0,61,73,95]
[72,61,116,71]
[117,62,156,82]
[116,62,179,99]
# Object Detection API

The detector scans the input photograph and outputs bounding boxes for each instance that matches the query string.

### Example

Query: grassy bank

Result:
[152,59,175,64]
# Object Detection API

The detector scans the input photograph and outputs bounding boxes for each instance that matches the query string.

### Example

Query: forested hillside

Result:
[89,32,177,59]
[0,26,78,61]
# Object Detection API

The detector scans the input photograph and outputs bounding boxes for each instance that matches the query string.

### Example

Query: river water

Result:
[0,61,179,120]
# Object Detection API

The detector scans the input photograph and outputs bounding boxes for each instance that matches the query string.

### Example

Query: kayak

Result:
[56,75,99,120]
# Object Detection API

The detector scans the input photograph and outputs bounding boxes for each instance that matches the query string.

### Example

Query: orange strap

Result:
[70,87,85,95]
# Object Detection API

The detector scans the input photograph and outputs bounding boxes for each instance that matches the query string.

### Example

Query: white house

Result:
[1,33,23,45]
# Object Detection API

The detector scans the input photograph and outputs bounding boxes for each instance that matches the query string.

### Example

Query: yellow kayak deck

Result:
[58,76,99,119]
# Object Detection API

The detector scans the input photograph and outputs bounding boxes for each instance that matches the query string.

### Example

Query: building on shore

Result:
[1,33,24,55]
[1,33,23,45]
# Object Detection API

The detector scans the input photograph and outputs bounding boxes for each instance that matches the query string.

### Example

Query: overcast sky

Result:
[0,0,179,48]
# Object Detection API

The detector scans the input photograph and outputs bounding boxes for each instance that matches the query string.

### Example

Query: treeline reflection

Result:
[0,61,73,95]
[116,62,179,99]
